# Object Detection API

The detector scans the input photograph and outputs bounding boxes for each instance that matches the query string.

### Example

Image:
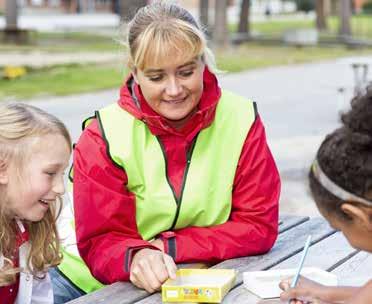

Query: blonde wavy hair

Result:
[122,0,217,71]
[0,103,71,286]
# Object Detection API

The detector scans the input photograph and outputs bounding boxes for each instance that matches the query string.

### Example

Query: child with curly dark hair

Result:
[280,86,372,304]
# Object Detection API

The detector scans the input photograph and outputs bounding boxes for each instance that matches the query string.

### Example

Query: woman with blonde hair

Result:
[53,1,280,302]
[0,103,71,303]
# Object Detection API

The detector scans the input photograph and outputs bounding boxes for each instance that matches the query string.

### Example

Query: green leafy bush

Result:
[363,1,372,13]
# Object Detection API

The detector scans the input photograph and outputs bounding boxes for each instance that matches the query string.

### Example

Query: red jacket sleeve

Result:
[160,116,280,263]
[73,120,158,284]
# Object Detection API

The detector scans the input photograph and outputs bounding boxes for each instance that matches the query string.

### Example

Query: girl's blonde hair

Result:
[0,103,71,286]
[124,1,217,71]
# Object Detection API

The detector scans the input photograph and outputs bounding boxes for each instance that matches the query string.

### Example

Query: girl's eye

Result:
[45,172,56,176]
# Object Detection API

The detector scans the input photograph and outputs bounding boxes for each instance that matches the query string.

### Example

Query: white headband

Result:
[312,159,372,206]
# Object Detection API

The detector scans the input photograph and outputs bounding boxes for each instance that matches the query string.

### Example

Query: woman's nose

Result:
[165,78,182,96]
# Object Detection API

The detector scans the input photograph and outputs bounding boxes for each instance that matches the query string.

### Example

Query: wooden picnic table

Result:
[67,214,372,304]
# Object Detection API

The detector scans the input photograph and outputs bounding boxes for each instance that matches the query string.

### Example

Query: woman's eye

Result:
[45,172,56,176]
[179,70,194,77]
[148,75,163,82]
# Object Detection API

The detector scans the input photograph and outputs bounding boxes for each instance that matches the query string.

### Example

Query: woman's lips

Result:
[163,97,187,104]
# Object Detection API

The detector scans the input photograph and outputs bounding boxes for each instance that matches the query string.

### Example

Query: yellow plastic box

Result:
[162,269,236,303]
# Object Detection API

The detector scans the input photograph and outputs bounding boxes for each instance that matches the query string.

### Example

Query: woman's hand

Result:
[130,248,177,293]
[279,276,330,304]
[150,238,164,251]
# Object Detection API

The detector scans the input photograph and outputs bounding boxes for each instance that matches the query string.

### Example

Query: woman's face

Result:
[133,56,205,128]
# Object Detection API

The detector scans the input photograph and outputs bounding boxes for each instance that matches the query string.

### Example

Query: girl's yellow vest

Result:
[58,90,256,293]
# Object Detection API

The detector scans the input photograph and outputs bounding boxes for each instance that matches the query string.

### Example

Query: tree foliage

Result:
[363,0,372,13]
[295,0,315,12]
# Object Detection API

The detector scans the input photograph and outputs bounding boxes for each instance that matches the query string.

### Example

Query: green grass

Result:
[215,43,372,72]
[0,31,121,53]
[250,19,315,36]
[2,43,372,101]
[328,15,372,39]
[2,13,372,54]
[0,64,125,100]
[242,14,372,40]
[2,14,372,55]
[3,21,372,101]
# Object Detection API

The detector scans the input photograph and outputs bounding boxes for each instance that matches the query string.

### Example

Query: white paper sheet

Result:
[243,267,338,299]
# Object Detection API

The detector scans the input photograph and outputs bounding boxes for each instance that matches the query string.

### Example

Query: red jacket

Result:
[73,68,280,284]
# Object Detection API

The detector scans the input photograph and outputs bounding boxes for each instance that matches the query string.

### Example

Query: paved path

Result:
[25,56,370,216]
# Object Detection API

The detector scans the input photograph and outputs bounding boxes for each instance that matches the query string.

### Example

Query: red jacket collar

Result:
[15,220,29,247]
[118,67,221,137]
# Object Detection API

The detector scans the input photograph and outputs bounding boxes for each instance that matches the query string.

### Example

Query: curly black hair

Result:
[309,84,372,220]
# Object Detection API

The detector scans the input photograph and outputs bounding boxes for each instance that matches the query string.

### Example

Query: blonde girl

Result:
[0,103,71,304]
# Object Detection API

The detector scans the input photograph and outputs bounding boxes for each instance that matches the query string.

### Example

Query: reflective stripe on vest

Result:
[58,90,256,293]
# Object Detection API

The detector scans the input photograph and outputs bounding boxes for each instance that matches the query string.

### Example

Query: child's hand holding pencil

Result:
[279,276,330,304]
[279,235,334,304]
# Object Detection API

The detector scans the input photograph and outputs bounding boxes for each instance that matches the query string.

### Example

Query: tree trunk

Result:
[213,0,228,48]
[4,0,30,44]
[238,0,250,34]
[315,0,327,31]
[112,0,120,14]
[5,0,18,30]
[339,0,351,36]
[199,0,209,29]
[119,0,147,20]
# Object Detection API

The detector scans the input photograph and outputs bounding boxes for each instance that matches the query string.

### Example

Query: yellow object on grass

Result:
[3,66,27,79]
[162,269,236,303]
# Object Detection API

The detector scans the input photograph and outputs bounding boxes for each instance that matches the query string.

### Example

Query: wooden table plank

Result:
[271,232,356,271]
[212,218,334,282]
[222,288,281,304]
[278,214,308,233]
[332,251,372,286]
[67,215,309,304]
[222,231,356,303]
[224,243,372,304]
[135,217,335,304]
[66,262,210,304]
[67,282,147,304]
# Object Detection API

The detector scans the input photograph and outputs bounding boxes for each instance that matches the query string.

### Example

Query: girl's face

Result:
[133,56,205,129]
[320,206,372,252]
[2,134,70,222]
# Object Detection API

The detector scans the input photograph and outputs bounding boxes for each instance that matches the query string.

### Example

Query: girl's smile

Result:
[3,134,70,222]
